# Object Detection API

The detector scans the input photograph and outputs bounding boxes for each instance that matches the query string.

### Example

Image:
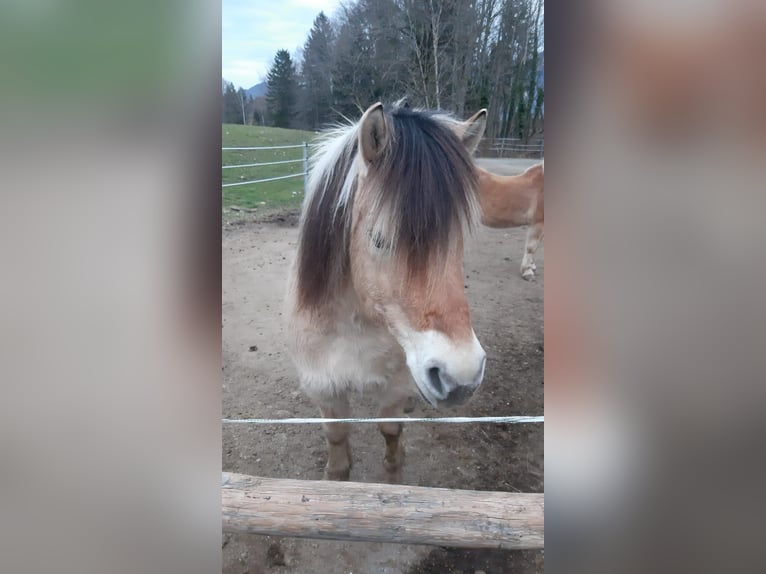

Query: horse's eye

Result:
[370,232,392,252]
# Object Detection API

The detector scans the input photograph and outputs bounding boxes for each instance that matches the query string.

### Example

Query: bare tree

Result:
[429,0,443,108]
[279,0,544,145]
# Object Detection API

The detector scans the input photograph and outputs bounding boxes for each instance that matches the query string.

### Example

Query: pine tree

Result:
[222,81,245,124]
[332,4,381,119]
[300,12,335,129]
[266,50,297,128]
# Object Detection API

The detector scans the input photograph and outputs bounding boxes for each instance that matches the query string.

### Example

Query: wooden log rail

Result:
[222,472,544,549]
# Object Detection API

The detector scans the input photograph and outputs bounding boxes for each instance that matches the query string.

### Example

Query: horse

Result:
[285,102,488,482]
[475,163,544,280]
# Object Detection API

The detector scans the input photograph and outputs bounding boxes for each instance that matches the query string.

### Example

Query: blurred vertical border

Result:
[0,2,222,573]
[545,0,766,573]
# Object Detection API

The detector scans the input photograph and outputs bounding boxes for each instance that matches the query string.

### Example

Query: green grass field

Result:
[222,124,318,215]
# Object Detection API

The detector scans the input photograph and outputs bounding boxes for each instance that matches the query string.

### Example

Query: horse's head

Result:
[348,102,488,407]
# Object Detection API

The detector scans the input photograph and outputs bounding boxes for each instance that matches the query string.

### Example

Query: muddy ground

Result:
[222,158,544,574]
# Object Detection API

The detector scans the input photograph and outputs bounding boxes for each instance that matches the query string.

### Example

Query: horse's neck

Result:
[300,276,361,325]
[332,281,395,336]
[521,164,544,186]
[497,168,542,197]
[498,170,529,185]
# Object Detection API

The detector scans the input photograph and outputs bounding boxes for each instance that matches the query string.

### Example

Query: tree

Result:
[222,80,246,124]
[249,1,544,141]
[483,0,544,141]
[266,49,297,128]
[332,3,380,118]
[249,96,269,126]
[300,12,335,129]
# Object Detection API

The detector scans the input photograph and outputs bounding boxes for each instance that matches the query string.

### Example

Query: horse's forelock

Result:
[296,104,478,309]
[368,106,478,277]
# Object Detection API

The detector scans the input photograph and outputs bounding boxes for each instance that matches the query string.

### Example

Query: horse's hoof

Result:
[383,444,404,483]
[521,270,536,281]
[383,459,403,484]
[403,396,417,413]
[324,467,351,481]
[384,468,403,484]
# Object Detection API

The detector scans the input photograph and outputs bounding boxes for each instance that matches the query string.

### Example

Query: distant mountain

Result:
[221,78,267,100]
[245,82,267,99]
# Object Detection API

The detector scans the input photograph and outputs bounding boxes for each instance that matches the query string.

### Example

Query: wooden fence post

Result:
[222,473,544,550]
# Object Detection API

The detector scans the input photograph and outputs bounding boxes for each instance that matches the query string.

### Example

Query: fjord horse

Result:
[476,163,544,280]
[286,102,488,482]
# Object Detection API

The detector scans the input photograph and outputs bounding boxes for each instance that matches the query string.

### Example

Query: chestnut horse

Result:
[476,163,544,280]
[286,102,488,482]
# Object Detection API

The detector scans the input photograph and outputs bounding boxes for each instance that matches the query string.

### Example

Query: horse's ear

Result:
[457,109,487,154]
[359,102,387,164]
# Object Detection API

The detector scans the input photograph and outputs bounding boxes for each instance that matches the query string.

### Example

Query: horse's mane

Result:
[296,103,478,310]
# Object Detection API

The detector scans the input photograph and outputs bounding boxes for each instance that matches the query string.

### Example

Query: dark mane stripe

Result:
[369,107,477,274]
[296,135,358,310]
[296,104,477,310]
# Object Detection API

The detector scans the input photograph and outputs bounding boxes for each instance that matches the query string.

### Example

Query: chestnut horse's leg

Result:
[521,222,544,280]
[377,390,410,484]
[317,393,352,481]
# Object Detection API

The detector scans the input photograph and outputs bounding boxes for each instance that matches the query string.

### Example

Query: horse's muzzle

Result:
[425,355,485,406]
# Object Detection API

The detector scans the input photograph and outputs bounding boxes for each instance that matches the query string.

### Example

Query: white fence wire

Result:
[222,137,542,193]
[222,158,304,170]
[222,144,306,151]
[222,142,309,190]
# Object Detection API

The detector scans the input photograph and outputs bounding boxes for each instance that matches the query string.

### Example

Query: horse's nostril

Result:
[427,366,443,396]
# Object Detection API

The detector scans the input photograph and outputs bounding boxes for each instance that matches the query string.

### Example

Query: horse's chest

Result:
[333,330,402,381]
[291,313,406,388]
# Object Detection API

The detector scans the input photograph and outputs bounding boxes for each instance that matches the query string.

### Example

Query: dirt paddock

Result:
[222,158,544,574]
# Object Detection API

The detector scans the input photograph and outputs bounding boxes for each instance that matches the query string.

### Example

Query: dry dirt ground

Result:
[222,158,544,574]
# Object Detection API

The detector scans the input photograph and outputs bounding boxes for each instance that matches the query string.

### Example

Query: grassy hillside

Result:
[222,124,318,214]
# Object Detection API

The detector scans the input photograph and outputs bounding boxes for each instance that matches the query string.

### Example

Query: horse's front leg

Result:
[377,391,410,483]
[317,393,352,481]
[521,222,544,280]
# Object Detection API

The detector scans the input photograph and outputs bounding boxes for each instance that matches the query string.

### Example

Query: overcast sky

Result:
[223,0,343,89]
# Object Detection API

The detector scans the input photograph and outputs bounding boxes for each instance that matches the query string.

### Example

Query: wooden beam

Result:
[222,472,544,549]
